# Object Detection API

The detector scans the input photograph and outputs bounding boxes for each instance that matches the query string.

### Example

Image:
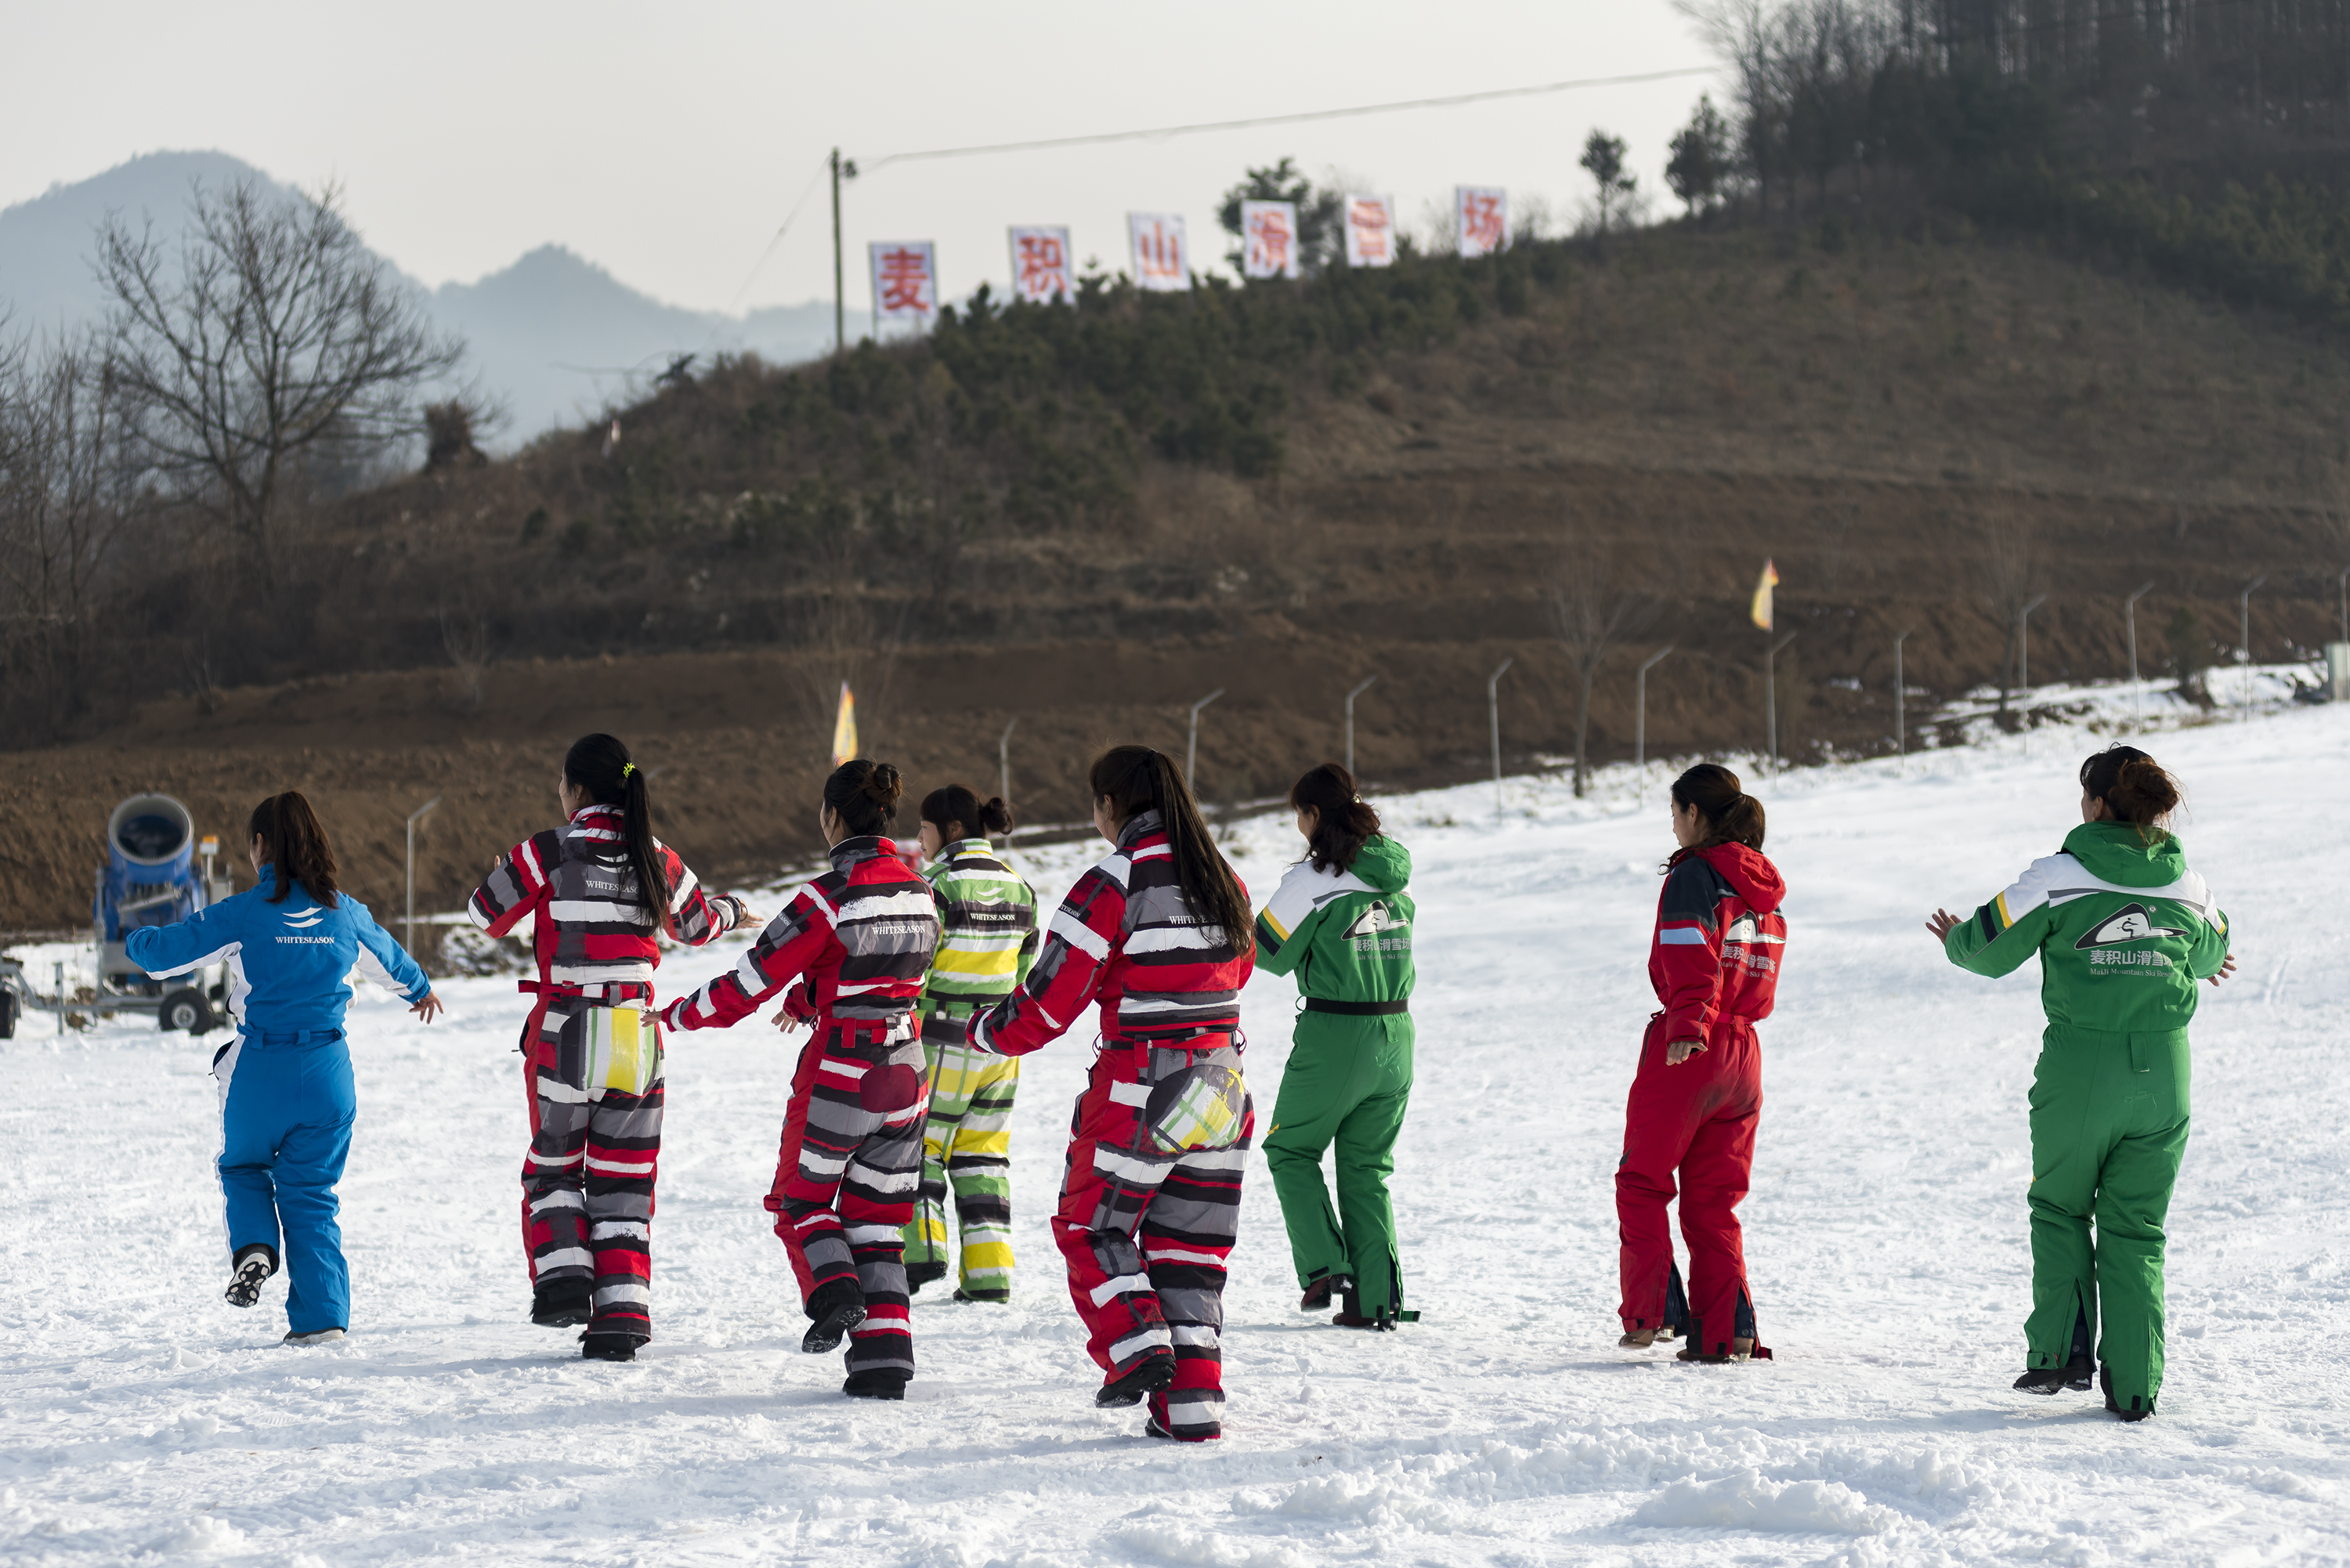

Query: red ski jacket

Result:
[659,835,938,1034]
[971,809,1253,1056]
[468,804,739,1002]
[1650,842,1788,1044]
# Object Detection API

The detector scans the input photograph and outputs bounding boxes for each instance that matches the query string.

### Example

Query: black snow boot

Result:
[225,1245,277,1309]
[843,1369,909,1400]
[2102,1364,2155,1422]
[905,1260,948,1295]
[801,1277,867,1355]
[2013,1353,2095,1396]
[532,1278,595,1328]
[580,1331,645,1363]
[1094,1353,1176,1407]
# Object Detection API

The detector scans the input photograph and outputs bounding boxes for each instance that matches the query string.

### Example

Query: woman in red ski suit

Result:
[465,733,754,1360]
[658,761,941,1400]
[967,745,1256,1442]
[1616,763,1787,1364]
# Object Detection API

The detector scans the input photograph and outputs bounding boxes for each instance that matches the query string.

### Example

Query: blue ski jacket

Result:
[127,865,432,1037]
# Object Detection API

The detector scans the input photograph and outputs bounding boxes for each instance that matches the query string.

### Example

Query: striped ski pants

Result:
[522,999,662,1339]
[904,1024,1021,1299]
[1058,1039,1253,1442]
[768,1017,928,1377]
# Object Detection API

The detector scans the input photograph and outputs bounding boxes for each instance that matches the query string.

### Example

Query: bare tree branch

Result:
[1550,513,1659,797]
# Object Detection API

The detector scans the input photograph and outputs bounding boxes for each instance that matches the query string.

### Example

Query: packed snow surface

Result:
[5,703,2347,1566]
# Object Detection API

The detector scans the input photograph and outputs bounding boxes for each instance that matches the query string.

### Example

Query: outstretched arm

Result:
[1936,859,2059,978]
[970,865,1124,1058]
[660,884,834,1033]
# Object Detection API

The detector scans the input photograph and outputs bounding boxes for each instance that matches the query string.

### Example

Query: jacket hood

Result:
[2062,820,2186,887]
[1694,842,1784,913]
[1347,834,1412,894]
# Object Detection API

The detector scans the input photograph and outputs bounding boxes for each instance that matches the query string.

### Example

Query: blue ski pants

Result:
[213,1029,357,1335]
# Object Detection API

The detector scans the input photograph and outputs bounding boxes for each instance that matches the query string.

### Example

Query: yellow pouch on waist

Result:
[558,1005,660,1101]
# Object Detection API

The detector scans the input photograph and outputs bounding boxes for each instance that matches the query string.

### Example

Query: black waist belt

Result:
[1303,998,1410,1016]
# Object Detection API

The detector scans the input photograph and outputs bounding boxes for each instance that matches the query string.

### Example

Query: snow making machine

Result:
[92,793,233,1033]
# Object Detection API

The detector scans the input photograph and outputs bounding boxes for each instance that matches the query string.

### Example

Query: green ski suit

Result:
[1253,834,1415,1319]
[1943,819,2231,1414]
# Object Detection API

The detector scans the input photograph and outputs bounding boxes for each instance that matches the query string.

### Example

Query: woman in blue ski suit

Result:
[128,791,442,1343]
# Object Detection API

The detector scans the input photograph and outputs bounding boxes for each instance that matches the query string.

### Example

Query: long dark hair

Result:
[825,759,905,836]
[1090,745,1253,954]
[2080,743,2182,844]
[920,782,1014,842]
[1665,763,1766,870]
[564,733,670,923]
[1289,762,1381,873]
[250,791,341,906]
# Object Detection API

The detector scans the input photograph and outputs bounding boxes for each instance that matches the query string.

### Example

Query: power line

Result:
[859,66,1723,172]
[718,158,831,317]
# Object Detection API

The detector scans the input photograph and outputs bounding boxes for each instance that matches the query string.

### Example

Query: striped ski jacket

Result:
[1253,833,1415,1004]
[971,810,1253,1056]
[660,835,940,1033]
[468,804,739,1001]
[917,837,1039,1039]
[1943,820,2229,1033]
[1651,842,1788,1043]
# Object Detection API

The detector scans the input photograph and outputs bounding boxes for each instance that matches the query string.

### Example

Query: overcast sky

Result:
[5,1,1726,315]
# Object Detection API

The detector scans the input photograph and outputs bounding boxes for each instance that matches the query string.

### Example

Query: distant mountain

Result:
[0,150,833,443]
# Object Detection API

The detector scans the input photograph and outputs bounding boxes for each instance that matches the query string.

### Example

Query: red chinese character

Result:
[1248,210,1294,273]
[878,247,932,314]
[1461,194,1505,252]
[1016,234,1066,298]
[1351,203,1390,262]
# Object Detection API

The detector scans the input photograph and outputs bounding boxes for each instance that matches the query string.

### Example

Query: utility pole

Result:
[1344,677,1376,776]
[2125,581,2154,725]
[405,796,442,958]
[1765,633,1797,780]
[829,147,854,355]
[2240,574,2267,721]
[1488,659,1513,815]
[1187,688,1224,786]
[998,718,1017,833]
[1893,630,1911,760]
[2017,594,2048,691]
[1635,645,1673,769]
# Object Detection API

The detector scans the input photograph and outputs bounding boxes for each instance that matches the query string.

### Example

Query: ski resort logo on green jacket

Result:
[1944,820,2229,1035]
[1253,835,1415,1003]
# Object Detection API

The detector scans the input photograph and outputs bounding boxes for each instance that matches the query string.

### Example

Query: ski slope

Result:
[5,704,2346,1566]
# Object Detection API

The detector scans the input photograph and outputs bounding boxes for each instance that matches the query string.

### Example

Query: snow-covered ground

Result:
[5,696,2346,1566]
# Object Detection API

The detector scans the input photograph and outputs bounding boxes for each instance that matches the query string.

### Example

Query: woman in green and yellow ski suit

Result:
[1255,764,1415,1330]
[1930,744,2235,1422]
[901,785,1038,1301]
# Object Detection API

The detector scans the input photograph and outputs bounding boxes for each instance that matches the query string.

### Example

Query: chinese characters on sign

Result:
[868,240,938,336]
[1343,194,1397,269]
[1240,200,1300,280]
[1007,226,1073,305]
[1455,186,1509,258]
[1127,212,1191,291]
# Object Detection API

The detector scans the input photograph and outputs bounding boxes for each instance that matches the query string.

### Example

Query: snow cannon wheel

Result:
[160,988,215,1035]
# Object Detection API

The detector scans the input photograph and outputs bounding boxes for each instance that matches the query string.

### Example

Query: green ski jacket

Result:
[1943,820,2230,1033]
[1253,834,1415,1003]
[916,838,1039,1021]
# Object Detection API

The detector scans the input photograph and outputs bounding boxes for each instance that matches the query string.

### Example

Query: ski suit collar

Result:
[1347,833,1412,893]
[936,836,997,866]
[826,833,898,874]
[1691,842,1784,914]
[2061,820,2186,887]
[1115,810,1165,851]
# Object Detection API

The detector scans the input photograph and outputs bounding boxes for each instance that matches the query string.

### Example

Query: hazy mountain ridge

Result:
[0,150,833,441]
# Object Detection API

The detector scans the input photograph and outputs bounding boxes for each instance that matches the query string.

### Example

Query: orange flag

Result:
[1750,559,1779,631]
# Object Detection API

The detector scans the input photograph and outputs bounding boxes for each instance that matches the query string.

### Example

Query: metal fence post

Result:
[406,796,443,957]
[1344,677,1376,776]
[1635,645,1673,770]
[1187,689,1224,784]
[1487,659,1513,815]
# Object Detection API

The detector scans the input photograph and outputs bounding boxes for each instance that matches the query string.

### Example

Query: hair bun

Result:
[863,764,903,806]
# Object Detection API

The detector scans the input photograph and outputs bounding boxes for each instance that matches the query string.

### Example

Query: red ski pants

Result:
[1615,1013,1766,1359]
[520,999,662,1339]
[1056,1041,1253,1441]
[766,1017,928,1377]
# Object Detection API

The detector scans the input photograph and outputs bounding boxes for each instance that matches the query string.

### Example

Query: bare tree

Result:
[1976,504,2043,715]
[1550,517,1658,797]
[94,178,463,586]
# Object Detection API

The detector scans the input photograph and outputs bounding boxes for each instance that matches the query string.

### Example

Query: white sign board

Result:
[1240,199,1300,280]
[1127,212,1191,292]
[1007,226,1073,305]
[1343,194,1397,269]
[869,240,938,334]
[1455,186,1509,258]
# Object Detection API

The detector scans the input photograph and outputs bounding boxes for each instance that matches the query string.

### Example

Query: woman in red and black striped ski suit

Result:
[466,734,754,1360]
[658,761,941,1400]
[1616,763,1787,1364]
[968,746,1256,1442]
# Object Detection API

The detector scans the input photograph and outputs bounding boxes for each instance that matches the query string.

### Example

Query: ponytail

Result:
[825,759,905,836]
[1665,762,1766,870]
[920,783,1014,842]
[2080,743,2182,844]
[563,732,671,923]
[1289,761,1382,873]
[248,791,341,906]
[1089,745,1253,956]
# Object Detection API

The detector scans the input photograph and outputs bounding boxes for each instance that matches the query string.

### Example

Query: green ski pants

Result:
[2025,1024,2191,1413]
[1263,1011,1414,1317]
